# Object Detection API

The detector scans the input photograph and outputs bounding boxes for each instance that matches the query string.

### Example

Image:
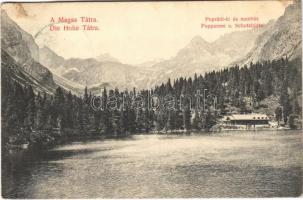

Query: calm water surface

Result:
[2,130,303,198]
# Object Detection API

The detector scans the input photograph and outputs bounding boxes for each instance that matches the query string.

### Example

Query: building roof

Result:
[224,114,269,121]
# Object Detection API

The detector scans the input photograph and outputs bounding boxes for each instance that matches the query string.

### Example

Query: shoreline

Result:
[3,128,301,156]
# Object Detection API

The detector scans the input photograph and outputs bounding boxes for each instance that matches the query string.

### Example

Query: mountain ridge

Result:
[3,3,300,94]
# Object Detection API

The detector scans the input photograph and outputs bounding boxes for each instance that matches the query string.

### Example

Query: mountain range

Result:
[1,2,302,95]
[38,27,264,90]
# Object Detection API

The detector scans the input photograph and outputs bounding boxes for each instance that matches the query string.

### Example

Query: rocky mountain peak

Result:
[187,35,210,49]
[96,53,120,63]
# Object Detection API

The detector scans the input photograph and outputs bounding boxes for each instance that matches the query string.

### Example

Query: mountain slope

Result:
[1,11,39,62]
[1,10,57,94]
[39,46,65,71]
[1,50,56,94]
[234,3,301,66]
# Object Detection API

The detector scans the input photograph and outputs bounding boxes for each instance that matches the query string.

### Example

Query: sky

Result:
[2,1,292,65]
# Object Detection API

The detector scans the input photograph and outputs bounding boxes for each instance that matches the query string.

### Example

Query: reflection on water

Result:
[2,131,303,198]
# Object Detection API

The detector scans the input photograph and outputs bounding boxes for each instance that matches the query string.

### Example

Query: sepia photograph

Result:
[1,1,302,198]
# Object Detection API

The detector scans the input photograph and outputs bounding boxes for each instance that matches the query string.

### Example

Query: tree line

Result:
[1,57,302,147]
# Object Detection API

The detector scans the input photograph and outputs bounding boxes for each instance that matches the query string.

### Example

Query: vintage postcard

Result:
[1,1,302,198]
